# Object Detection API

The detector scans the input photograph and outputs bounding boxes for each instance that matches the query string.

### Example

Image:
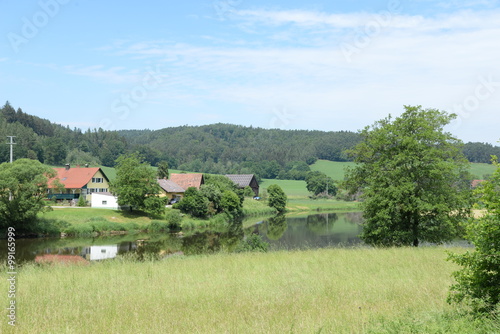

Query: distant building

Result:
[157,173,205,203]
[225,174,259,196]
[48,164,111,201]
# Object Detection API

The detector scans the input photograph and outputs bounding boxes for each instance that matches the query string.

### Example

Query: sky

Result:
[1,0,499,144]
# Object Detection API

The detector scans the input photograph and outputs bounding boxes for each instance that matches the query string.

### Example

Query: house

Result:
[157,178,185,203]
[90,192,121,209]
[225,174,259,196]
[157,173,205,203]
[48,164,111,202]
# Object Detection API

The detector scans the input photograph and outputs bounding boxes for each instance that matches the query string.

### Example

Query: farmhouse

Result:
[158,173,205,203]
[225,174,259,196]
[48,164,111,201]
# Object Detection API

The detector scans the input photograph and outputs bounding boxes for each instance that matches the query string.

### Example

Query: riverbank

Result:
[34,198,360,237]
[1,247,497,333]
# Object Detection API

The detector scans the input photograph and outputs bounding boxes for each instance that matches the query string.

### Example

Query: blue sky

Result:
[1,0,499,144]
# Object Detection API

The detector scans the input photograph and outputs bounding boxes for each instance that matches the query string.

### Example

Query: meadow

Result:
[1,247,497,333]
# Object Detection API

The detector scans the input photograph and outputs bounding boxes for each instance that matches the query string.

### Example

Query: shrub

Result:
[77,195,87,207]
[166,209,183,229]
[448,159,500,313]
[147,221,170,233]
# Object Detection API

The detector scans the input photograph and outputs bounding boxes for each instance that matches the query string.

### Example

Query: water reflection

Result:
[252,212,363,250]
[0,212,364,263]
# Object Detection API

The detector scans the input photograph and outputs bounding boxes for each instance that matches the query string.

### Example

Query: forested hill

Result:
[116,124,360,176]
[1,101,500,179]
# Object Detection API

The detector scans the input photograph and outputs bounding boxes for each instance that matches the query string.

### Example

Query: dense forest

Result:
[1,101,499,180]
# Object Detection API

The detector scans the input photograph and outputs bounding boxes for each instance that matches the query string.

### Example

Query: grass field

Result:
[2,247,497,333]
[41,207,153,226]
[468,162,497,179]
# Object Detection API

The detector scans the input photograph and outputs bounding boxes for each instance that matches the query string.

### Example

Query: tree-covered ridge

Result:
[2,101,500,178]
[0,101,128,166]
[118,123,362,176]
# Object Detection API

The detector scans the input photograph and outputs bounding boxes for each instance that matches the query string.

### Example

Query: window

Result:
[92,177,104,183]
[102,201,107,205]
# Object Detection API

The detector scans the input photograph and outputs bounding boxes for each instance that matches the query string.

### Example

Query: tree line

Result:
[2,101,499,180]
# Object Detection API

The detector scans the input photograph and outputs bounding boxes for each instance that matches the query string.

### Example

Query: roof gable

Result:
[49,167,106,189]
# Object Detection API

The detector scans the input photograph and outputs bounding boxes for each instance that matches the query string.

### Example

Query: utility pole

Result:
[7,136,16,163]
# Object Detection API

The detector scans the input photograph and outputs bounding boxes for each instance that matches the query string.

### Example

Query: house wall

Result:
[159,189,184,200]
[90,193,120,209]
[84,170,111,200]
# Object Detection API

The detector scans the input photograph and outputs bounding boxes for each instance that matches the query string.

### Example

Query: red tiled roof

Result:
[169,173,204,190]
[48,167,103,189]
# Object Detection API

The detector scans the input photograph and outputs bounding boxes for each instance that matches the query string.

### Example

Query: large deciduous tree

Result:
[111,153,164,216]
[0,159,58,232]
[344,106,472,247]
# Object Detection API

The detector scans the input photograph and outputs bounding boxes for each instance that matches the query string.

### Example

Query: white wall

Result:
[90,193,120,209]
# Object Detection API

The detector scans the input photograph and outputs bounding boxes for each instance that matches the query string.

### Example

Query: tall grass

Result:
[1,247,497,333]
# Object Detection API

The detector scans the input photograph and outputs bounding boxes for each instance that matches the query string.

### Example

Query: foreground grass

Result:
[1,247,497,333]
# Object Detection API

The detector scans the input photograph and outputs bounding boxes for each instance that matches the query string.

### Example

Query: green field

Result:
[40,207,154,226]
[2,247,497,333]
[310,160,356,181]
[468,162,497,179]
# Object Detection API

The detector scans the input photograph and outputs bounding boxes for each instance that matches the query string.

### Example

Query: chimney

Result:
[65,164,70,170]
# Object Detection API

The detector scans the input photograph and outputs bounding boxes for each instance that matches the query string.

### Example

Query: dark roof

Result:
[157,179,185,193]
[170,173,204,190]
[225,174,256,188]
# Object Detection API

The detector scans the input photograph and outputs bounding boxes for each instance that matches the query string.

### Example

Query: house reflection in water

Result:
[81,245,118,261]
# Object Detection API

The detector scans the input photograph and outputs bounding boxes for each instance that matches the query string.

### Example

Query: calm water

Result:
[1,212,364,264]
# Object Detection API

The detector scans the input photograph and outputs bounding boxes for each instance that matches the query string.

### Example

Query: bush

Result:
[165,209,183,229]
[147,221,170,233]
[448,159,500,313]
[77,195,87,207]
